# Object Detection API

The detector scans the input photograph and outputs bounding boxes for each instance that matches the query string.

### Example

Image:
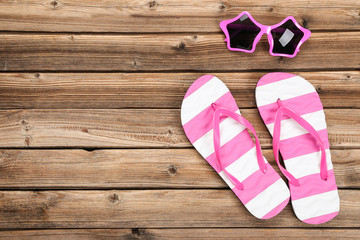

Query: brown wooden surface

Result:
[0,108,358,148]
[0,229,359,240]
[0,71,359,109]
[0,149,358,189]
[0,189,358,228]
[0,32,359,71]
[0,0,359,32]
[0,0,359,238]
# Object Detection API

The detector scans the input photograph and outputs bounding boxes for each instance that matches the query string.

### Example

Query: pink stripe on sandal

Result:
[256,72,340,224]
[181,75,290,219]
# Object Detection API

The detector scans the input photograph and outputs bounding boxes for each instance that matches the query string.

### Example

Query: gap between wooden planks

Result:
[0,0,359,32]
[0,32,359,71]
[0,149,358,189]
[0,189,357,228]
[0,109,358,148]
[0,228,359,239]
[0,71,359,109]
[0,0,358,236]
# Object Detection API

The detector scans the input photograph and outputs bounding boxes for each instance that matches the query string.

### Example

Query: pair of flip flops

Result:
[181,73,340,224]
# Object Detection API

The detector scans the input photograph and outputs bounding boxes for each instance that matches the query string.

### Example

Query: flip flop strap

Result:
[273,99,328,186]
[213,106,267,190]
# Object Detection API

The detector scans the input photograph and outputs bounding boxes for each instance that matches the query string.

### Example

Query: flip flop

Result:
[181,75,290,219]
[255,72,340,224]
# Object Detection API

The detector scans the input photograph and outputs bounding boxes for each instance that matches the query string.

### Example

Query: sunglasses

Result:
[220,12,311,58]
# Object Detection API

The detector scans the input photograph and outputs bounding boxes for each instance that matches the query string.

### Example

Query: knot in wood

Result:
[218,2,226,12]
[50,0,60,9]
[316,86,324,94]
[148,1,158,9]
[133,58,142,69]
[132,228,141,236]
[177,42,186,51]
[20,119,29,126]
[131,228,150,239]
[24,135,32,147]
[108,193,121,205]
[301,18,309,28]
[167,165,177,176]
[20,119,32,132]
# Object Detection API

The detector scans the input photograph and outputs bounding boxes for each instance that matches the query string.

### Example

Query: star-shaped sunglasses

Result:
[220,12,311,58]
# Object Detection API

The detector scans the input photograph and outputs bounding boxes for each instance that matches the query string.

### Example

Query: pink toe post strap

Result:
[212,105,267,190]
[273,99,328,186]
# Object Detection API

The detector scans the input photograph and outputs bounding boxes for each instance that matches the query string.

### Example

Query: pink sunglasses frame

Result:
[219,11,311,58]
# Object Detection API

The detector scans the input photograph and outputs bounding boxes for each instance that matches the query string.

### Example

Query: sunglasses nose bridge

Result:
[266,26,271,34]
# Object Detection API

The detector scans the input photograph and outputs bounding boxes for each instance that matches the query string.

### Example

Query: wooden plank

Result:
[0,0,359,32]
[0,71,359,109]
[0,109,358,148]
[0,189,357,228]
[0,32,359,71]
[0,149,358,189]
[0,228,359,240]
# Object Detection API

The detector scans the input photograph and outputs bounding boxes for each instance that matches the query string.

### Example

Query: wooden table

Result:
[0,0,359,239]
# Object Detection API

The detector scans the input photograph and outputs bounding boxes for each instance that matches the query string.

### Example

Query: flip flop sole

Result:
[181,75,290,219]
[256,72,340,224]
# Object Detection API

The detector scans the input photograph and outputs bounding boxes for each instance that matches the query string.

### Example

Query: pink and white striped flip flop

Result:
[181,75,290,219]
[256,72,340,224]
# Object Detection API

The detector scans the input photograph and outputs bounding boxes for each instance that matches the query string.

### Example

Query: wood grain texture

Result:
[0,0,359,236]
[0,189,357,228]
[0,71,359,109]
[0,0,359,32]
[1,32,359,71]
[0,109,358,148]
[0,149,358,189]
[0,228,359,239]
